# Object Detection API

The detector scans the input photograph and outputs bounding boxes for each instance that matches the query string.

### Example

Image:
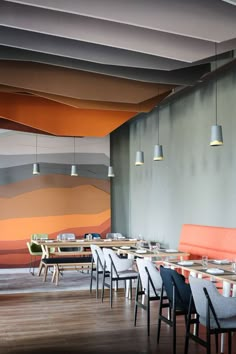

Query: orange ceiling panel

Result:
[0,92,137,136]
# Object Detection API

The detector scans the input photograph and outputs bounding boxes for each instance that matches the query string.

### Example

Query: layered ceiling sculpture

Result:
[0,0,236,137]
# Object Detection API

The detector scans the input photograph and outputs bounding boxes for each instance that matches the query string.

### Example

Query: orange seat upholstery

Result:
[179,224,236,260]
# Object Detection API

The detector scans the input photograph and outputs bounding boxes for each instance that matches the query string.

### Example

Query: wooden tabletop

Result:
[162,259,236,285]
[32,238,138,248]
[115,246,189,259]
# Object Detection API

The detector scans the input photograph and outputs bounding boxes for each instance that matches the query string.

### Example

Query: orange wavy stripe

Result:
[0,210,110,241]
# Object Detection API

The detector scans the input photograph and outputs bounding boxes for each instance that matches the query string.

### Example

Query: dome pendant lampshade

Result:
[135,151,144,166]
[210,124,223,146]
[32,162,40,175]
[108,166,115,177]
[153,144,164,160]
[71,164,78,177]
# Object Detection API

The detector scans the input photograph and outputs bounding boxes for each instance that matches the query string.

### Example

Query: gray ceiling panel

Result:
[1,1,235,62]
[0,46,210,85]
[4,0,236,42]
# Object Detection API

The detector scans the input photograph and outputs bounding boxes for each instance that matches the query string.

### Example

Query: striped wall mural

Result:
[0,132,111,268]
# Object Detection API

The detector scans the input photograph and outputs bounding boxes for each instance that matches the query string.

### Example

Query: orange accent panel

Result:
[0,92,137,137]
[179,224,236,260]
[0,210,110,241]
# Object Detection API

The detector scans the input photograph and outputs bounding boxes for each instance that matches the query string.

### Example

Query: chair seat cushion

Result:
[117,270,138,278]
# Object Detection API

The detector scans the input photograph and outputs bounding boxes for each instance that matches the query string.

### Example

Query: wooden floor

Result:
[0,288,235,354]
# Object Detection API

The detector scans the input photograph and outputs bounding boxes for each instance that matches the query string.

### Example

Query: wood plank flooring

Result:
[0,288,234,354]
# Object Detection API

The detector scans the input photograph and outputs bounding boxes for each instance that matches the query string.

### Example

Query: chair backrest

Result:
[84,233,101,239]
[31,233,48,241]
[90,244,105,271]
[189,276,224,327]
[136,258,162,297]
[160,266,191,312]
[27,241,42,255]
[103,247,133,273]
[106,232,124,239]
[57,233,76,241]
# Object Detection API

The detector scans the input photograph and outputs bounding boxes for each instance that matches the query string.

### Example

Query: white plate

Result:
[165,249,178,253]
[136,249,147,254]
[206,268,224,274]
[213,259,230,264]
[129,238,137,241]
[120,246,131,250]
[178,261,194,266]
[45,240,54,243]
[76,240,84,242]
[104,239,112,242]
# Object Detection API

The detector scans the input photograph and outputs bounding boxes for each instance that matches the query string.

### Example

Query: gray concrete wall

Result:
[111,65,236,248]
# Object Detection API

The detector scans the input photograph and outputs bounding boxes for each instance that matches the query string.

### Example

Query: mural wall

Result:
[0,132,111,268]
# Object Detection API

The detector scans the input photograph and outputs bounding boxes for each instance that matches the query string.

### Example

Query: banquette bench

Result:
[178,224,236,261]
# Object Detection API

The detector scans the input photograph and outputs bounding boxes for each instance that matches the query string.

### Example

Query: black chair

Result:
[157,266,198,354]
[185,276,236,354]
[134,258,163,336]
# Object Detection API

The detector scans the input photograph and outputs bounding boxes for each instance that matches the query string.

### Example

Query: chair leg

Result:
[96,268,99,299]
[29,255,35,275]
[173,310,176,354]
[101,269,105,303]
[228,332,232,354]
[110,275,113,308]
[147,296,150,336]
[134,278,140,327]
[89,265,93,294]
[215,333,218,353]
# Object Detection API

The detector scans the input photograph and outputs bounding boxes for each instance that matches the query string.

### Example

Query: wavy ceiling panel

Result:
[0,0,235,137]
[0,92,137,136]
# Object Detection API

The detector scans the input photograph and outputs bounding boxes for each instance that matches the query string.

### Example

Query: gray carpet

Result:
[0,268,93,294]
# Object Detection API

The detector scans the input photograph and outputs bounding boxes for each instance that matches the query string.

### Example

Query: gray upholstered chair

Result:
[102,247,138,307]
[186,277,236,354]
[134,258,163,336]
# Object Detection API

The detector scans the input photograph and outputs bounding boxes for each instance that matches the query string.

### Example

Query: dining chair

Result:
[84,233,101,239]
[90,244,109,298]
[106,232,123,239]
[185,276,236,354]
[27,233,49,275]
[57,233,81,252]
[26,241,43,275]
[157,266,198,354]
[134,258,163,336]
[102,247,138,307]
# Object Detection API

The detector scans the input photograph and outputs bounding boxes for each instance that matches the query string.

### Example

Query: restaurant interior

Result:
[1,1,236,353]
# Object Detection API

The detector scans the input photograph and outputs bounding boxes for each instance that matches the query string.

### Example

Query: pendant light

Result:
[135,119,144,166]
[210,43,223,146]
[32,134,40,175]
[153,108,164,161]
[108,166,115,177]
[71,137,78,176]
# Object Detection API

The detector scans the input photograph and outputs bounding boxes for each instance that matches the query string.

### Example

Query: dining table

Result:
[114,245,190,261]
[32,238,138,259]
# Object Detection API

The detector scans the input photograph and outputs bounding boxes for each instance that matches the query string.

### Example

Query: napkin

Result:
[206,268,224,274]
[178,261,194,266]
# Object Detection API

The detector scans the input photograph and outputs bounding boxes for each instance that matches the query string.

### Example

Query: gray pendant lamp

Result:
[135,120,144,166]
[108,166,115,177]
[32,135,40,175]
[71,137,78,176]
[210,43,223,147]
[153,108,164,161]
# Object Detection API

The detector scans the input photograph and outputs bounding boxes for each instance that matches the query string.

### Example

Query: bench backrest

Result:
[179,224,236,260]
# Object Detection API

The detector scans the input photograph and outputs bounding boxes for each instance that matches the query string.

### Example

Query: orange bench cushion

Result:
[179,224,236,260]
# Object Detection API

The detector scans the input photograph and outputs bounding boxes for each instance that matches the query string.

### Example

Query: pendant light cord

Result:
[73,137,76,164]
[215,42,218,126]
[157,109,160,145]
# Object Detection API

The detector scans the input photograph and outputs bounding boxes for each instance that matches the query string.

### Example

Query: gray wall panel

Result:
[111,66,236,248]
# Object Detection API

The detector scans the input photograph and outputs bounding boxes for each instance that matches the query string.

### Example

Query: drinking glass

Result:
[232,261,236,273]
[201,255,208,269]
